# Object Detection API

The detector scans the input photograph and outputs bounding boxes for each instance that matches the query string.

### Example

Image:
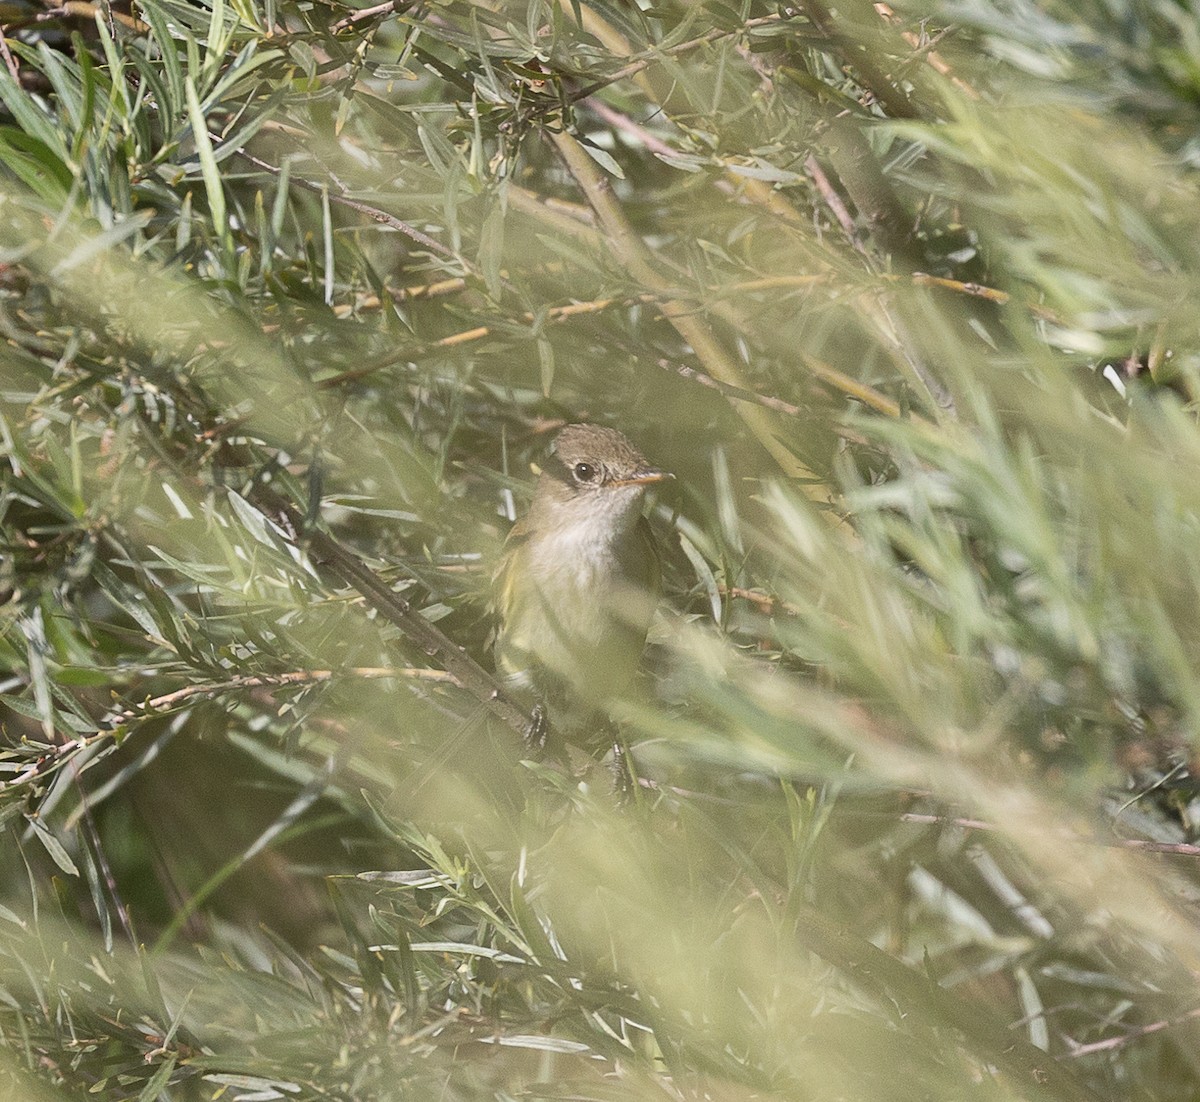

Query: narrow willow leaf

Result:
[27,817,79,877]
[678,530,722,624]
[49,211,154,277]
[136,1056,178,1102]
[580,141,625,180]
[19,609,54,740]
[477,202,505,297]
[144,1,186,119]
[184,75,229,249]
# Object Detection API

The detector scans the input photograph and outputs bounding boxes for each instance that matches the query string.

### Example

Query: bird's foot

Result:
[609,739,639,807]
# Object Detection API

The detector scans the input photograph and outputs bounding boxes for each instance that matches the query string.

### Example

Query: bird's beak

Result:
[612,469,675,487]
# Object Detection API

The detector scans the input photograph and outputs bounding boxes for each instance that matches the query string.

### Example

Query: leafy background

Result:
[2,0,1200,1098]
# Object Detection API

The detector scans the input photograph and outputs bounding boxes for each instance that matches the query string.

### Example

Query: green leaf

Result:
[477,203,506,298]
[27,817,79,877]
[49,210,154,276]
[136,1055,178,1102]
[580,141,625,180]
[184,74,229,250]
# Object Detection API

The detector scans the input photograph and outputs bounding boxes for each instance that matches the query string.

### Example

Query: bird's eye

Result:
[572,462,596,483]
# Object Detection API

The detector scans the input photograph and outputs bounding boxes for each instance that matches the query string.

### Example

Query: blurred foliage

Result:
[2,0,1200,1098]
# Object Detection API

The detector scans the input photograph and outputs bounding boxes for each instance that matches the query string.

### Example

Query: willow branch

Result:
[874,3,981,100]
[228,144,464,265]
[798,0,920,119]
[558,7,948,420]
[791,900,1101,1102]
[37,1,148,31]
[0,28,20,82]
[549,127,834,506]
[108,667,456,724]
[1066,1007,1200,1057]
[569,14,785,101]
[251,491,533,740]
[329,0,412,33]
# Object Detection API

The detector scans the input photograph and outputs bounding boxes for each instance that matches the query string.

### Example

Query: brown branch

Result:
[805,153,864,255]
[667,362,804,419]
[329,0,411,34]
[910,273,1061,322]
[318,294,657,387]
[798,0,920,120]
[36,1,148,31]
[721,585,804,616]
[819,116,920,266]
[391,277,468,302]
[0,27,20,83]
[873,3,981,100]
[1066,1006,1200,1058]
[583,99,677,159]
[664,360,875,444]
[719,272,1053,323]
[333,278,471,317]
[433,325,489,348]
[548,127,835,505]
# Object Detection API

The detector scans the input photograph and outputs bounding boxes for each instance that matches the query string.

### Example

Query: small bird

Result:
[494,423,672,742]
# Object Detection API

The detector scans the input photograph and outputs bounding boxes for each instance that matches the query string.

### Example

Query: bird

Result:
[493,423,672,746]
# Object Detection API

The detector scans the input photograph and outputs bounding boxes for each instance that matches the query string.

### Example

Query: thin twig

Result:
[36,1,147,31]
[549,126,834,503]
[720,585,805,616]
[108,667,456,725]
[570,14,785,101]
[584,97,803,224]
[330,0,410,33]
[1066,1007,1200,1057]
[226,143,463,264]
[583,99,676,159]
[0,27,20,83]
[901,810,1200,859]
[667,361,804,418]
[391,276,468,302]
[74,777,137,946]
[910,272,1061,322]
[251,490,534,740]
[805,154,866,255]
[873,3,980,100]
[319,294,657,387]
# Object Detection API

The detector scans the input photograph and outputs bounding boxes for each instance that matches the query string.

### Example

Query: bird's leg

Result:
[523,701,550,753]
[607,729,640,807]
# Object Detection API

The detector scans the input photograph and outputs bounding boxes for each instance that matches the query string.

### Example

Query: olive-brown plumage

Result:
[494,424,671,730]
